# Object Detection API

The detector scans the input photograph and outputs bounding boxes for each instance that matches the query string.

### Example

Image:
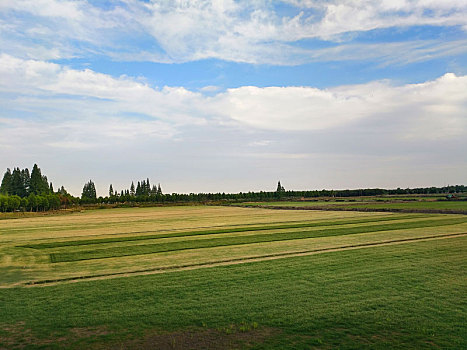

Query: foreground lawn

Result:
[1,236,466,349]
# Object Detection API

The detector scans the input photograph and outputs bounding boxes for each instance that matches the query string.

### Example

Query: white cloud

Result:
[1,0,466,64]
[217,73,467,138]
[0,54,208,125]
[0,55,465,193]
[200,85,222,92]
[1,55,466,143]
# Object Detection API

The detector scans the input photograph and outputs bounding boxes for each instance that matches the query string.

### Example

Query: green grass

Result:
[241,200,467,212]
[340,201,467,211]
[49,217,466,263]
[1,237,465,349]
[1,205,466,349]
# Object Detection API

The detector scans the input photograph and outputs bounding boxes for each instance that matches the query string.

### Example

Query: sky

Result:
[1,0,466,196]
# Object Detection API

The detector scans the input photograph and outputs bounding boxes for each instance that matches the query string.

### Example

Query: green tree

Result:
[21,168,30,195]
[109,184,114,197]
[0,168,12,194]
[27,193,37,211]
[136,181,142,196]
[276,181,285,193]
[30,164,49,195]
[0,195,7,212]
[48,194,60,210]
[7,195,21,211]
[11,168,27,197]
[81,180,97,200]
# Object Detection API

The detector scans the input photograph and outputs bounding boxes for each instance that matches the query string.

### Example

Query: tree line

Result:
[0,164,78,212]
[0,165,465,212]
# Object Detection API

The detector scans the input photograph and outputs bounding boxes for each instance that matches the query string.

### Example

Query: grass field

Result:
[238,199,467,213]
[1,206,466,349]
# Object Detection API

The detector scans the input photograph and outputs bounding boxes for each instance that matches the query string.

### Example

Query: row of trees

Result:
[0,165,465,212]
[81,179,163,203]
[0,164,53,197]
[0,193,63,212]
[0,165,78,212]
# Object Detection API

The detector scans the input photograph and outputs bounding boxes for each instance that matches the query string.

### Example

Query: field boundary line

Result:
[16,232,466,288]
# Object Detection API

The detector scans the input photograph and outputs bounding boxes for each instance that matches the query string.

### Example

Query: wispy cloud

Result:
[1,0,466,64]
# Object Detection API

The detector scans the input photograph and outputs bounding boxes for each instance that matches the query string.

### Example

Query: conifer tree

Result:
[276,181,285,193]
[30,164,49,194]
[81,180,97,200]
[109,184,114,197]
[136,181,142,196]
[21,168,30,194]
[130,182,135,196]
[11,168,27,197]
[146,178,151,195]
[0,168,12,194]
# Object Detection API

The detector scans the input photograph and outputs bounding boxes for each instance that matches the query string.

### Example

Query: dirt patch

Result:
[0,323,109,349]
[121,325,278,350]
[0,323,276,350]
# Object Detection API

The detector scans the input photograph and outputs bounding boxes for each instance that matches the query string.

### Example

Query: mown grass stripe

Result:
[49,217,466,263]
[28,232,466,286]
[24,214,422,249]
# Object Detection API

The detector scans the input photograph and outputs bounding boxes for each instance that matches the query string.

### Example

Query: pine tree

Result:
[130,182,135,196]
[59,186,68,195]
[30,164,49,194]
[146,178,151,195]
[157,183,162,195]
[21,168,30,195]
[136,181,142,196]
[276,181,285,198]
[109,184,114,197]
[11,168,27,197]
[0,168,12,195]
[276,181,283,193]
[81,180,97,199]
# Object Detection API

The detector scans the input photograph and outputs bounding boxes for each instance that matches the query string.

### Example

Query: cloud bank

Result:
[1,54,466,146]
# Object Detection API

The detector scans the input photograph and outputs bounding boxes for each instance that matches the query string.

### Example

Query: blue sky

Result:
[1,0,466,195]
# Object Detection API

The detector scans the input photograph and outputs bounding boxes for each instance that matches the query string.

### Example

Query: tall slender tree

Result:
[0,168,12,194]
[81,180,97,200]
[11,168,27,197]
[30,164,49,194]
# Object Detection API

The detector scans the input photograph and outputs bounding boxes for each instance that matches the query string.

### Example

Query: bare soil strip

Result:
[19,232,466,288]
